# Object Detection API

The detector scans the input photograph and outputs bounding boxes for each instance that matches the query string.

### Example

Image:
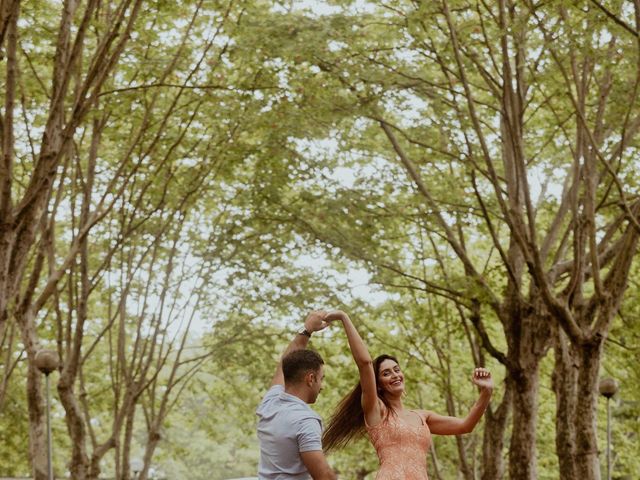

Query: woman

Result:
[322,310,493,480]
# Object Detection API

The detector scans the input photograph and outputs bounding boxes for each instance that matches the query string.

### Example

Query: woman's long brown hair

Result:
[322,354,399,453]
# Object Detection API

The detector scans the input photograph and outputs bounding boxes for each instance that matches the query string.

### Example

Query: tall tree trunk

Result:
[552,328,578,479]
[504,294,549,479]
[506,306,549,480]
[137,428,162,480]
[120,404,136,480]
[58,380,90,479]
[508,362,541,480]
[481,382,512,480]
[554,332,604,480]
[21,321,48,480]
[553,210,639,480]
[0,0,20,408]
[26,363,48,480]
[574,340,604,480]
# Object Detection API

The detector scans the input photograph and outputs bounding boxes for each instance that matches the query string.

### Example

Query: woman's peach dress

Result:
[365,410,432,480]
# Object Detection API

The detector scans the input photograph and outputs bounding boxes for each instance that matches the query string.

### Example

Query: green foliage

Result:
[0,363,30,476]
[3,1,640,479]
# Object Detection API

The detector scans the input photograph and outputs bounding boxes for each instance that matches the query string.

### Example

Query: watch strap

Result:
[298,327,312,337]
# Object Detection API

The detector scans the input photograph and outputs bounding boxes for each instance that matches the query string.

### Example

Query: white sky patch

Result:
[109,247,208,338]
[158,28,184,44]
[291,134,402,194]
[322,166,358,188]
[271,0,377,16]
[328,40,348,52]
[293,249,389,306]
[393,92,429,128]
[291,136,339,157]
[290,1,341,15]
[528,164,565,204]
[347,268,389,305]
[393,44,423,64]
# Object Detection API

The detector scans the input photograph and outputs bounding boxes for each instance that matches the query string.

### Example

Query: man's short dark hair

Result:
[282,349,324,384]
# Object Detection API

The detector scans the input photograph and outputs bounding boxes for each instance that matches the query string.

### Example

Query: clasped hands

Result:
[303,310,348,333]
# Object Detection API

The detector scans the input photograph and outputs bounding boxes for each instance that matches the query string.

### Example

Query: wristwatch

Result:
[297,327,312,337]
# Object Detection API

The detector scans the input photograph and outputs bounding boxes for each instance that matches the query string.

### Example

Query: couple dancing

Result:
[256,310,493,480]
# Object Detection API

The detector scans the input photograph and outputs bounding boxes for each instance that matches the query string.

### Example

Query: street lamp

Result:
[34,349,60,480]
[599,377,618,480]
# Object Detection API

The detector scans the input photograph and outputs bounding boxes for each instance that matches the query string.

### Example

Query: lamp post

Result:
[599,377,618,480]
[34,349,60,480]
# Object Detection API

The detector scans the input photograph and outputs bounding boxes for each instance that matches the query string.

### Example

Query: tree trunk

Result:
[508,360,542,480]
[574,340,604,480]
[503,296,550,480]
[22,330,48,480]
[58,380,90,479]
[137,428,162,480]
[554,332,604,480]
[120,404,136,480]
[552,328,579,479]
[26,363,48,480]
[481,382,512,480]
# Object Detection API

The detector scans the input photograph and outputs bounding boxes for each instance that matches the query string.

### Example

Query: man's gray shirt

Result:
[256,385,323,479]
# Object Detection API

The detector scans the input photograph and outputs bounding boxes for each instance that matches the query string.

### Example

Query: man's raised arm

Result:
[270,310,329,386]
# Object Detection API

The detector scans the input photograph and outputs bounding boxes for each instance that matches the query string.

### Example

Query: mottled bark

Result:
[137,428,161,480]
[573,341,603,480]
[21,315,48,480]
[481,382,512,480]
[552,328,578,479]
[553,207,640,480]
[58,380,90,478]
[553,334,605,480]
[508,363,541,480]
[120,404,136,480]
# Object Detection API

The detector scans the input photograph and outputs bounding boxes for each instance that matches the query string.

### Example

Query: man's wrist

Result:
[297,326,312,337]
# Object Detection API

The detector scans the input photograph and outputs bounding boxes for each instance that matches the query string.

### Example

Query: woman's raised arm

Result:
[424,367,493,435]
[325,311,382,425]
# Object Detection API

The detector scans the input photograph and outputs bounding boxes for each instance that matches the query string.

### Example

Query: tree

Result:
[3,2,639,478]
[237,2,640,478]
[0,0,315,477]
[1,0,148,476]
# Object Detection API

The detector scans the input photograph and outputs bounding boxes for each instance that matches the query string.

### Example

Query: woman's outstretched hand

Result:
[323,310,349,324]
[304,310,331,333]
[471,367,494,390]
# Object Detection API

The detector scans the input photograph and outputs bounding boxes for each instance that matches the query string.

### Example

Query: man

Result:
[256,311,337,480]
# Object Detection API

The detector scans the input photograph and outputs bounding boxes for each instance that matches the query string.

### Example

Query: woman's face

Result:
[377,359,404,396]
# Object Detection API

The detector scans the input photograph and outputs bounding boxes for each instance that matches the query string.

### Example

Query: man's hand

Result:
[269,310,329,388]
[300,451,337,480]
[304,310,330,333]
[471,367,494,390]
